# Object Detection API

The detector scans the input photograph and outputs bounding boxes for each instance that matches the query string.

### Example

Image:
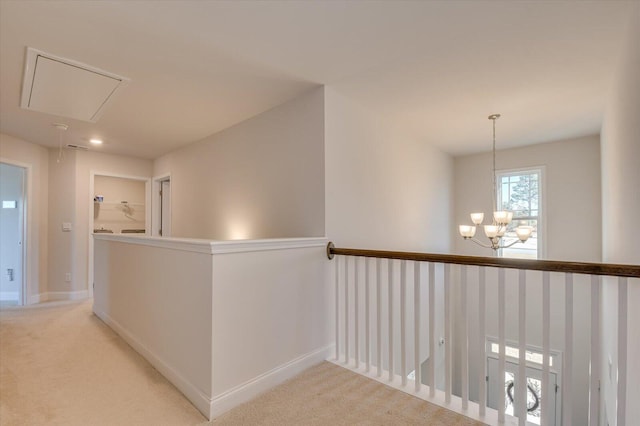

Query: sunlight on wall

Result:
[227,220,250,240]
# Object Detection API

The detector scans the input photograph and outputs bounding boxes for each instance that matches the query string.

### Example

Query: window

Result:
[496,168,542,259]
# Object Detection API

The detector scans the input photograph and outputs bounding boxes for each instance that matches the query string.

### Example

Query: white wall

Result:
[0,133,49,303]
[454,135,602,262]
[324,87,453,252]
[47,148,77,297]
[324,87,453,392]
[93,235,332,419]
[600,6,640,425]
[154,87,325,240]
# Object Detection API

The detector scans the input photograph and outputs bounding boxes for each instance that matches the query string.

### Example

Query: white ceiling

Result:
[0,1,635,159]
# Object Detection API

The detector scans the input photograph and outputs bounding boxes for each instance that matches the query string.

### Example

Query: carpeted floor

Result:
[207,361,484,426]
[1,300,484,426]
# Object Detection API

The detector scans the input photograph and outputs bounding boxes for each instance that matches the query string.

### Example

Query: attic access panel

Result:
[20,48,129,123]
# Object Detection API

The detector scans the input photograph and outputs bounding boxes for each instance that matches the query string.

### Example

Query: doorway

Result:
[88,171,151,298]
[0,162,26,306]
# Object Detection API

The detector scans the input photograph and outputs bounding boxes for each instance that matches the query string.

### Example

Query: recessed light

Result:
[90,139,103,145]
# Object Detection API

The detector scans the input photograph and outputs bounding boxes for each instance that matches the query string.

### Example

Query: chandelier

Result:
[458,114,533,250]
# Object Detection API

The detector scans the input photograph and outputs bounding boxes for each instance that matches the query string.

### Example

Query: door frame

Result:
[0,158,31,305]
[88,170,151,298]
[151,173,171,237]
[485,337,562,426]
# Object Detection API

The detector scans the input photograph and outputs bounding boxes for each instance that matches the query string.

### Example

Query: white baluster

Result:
[588,275,600,426]
[429,262,436,397]
[335,255,340,361]
[461,265,468,410]
[365,257,371,372]
[478,266,487,418]
[388,259,394,381]
[617,277,628,426]
[377,258,382,377]
[355,257,360,369]
[445,264,452,403]
[414,261,421,392]
[517,270,526,426]
[400,260,407,386]
[542,271,551,426]
[563,273,573,426]
[345,256,349,364]
[498,268,506,424]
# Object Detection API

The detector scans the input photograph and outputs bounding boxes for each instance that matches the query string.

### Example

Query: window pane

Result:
[502,219,538,259]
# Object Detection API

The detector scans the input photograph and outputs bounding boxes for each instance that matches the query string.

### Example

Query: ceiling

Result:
[0,1,635,159]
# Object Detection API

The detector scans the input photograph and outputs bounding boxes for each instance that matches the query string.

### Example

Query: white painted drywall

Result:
[601,6,640,425]
[0,134,49,303]
[47,148,77,296]
[454,134,602,262]
[93,235,332,419]
[93,237,213,416]
[324,87,453,389]
[153,87,325,240]
[324,86,453,252]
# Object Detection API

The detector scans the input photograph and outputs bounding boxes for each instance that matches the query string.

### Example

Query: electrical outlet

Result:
[65,273,71,282]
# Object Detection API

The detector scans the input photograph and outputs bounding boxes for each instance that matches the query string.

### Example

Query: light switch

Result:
[62,222,72,231]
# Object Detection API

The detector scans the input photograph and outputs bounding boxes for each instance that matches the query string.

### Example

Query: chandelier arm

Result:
[498,238,526,249]
[465,237,495,249]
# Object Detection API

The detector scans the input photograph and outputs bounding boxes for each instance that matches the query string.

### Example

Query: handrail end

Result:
[326,242,335,260]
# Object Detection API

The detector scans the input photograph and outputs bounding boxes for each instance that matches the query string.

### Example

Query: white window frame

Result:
[495,166,546,259]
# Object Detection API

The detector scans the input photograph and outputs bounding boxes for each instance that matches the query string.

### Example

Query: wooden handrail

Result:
[326,242,640,278]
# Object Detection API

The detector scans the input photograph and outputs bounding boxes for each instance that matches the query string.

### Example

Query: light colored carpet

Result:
[206,362,484,426]
[1,300,484,426]
[0,301,205,426]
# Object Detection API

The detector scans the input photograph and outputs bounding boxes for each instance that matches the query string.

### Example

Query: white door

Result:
[160,179,171,237]
[0,163,25,306]
[487,357,558,425]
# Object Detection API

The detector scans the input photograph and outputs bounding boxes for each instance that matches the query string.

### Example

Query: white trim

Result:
[211,344,334,419]
[151,173,171,237]
[209,237,328,254]
[0,158,31,306]
[93,234,328,255]
[24,291,89,304]
[495,165,546,259]
[46,290,89,301]
[93,308,213,418]
[88,170,151,297]
[27,293,45,305]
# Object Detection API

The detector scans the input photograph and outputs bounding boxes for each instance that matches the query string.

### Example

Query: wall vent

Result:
[20,48,130,123]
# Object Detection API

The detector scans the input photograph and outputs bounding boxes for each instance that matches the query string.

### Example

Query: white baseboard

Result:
[210,343,334,419]
[27,291,89,305]
[93,308,213,419]
[28,293,45,304]
[94,305,333,422]
[47,290,89,301]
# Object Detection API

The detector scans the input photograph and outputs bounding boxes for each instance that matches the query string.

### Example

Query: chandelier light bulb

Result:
[459,225,477,238]
[470,212,484,225]
[516,226,533,241]
[484,225,500,238]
